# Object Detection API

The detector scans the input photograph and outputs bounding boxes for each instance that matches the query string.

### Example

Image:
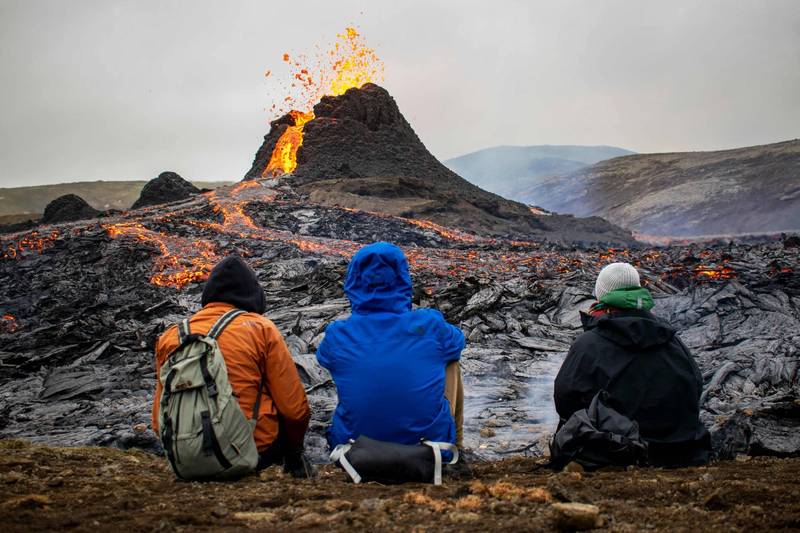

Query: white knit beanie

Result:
[594,262,641,300]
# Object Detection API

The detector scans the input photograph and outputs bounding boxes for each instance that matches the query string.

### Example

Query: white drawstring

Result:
[329,443,361,484]
[422,441,459,486]
[331,440,459,486]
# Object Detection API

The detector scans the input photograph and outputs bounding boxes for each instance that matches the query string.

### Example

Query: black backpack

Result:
[330,436,459,485]
[550,390,648,470]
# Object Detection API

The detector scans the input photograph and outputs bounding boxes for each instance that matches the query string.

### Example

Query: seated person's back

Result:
[554,262,711,467]
[152,256,312,475]
[317,242,464,448]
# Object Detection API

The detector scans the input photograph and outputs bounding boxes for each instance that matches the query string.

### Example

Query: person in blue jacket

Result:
[316,242,465,452]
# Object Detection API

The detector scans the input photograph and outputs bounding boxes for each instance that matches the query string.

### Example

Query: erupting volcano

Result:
[261,27,384,177]
[243,29,632,242]
[1,26,798,477]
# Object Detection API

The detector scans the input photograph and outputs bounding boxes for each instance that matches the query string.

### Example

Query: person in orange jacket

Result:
[152,256,312,477]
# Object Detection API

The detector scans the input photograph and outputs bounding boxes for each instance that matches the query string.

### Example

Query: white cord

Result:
[330,443,361,484]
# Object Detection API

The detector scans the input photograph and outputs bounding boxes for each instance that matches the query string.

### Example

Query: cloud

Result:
[0,0,798,186]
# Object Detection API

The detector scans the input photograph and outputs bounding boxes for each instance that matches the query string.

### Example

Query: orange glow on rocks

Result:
[1,314,18,334]
[264,110,315,177]
[1,230,59,259]
[398,216,478,243]
[692,265,737,280]
[105,222,220,288]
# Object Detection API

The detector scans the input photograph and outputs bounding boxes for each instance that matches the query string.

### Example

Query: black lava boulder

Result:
[131,172,200,209]
[783,233,800,249]
[42,194,100,224]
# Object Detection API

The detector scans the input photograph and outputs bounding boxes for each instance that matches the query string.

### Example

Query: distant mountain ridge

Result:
[0,180,232,217]
[444,145,634,197]
[515,139,800,237]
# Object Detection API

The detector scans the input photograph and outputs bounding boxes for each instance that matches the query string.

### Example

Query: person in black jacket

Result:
[553,262,711,467]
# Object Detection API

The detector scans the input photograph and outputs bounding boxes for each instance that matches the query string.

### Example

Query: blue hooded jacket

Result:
[316,242,465,449]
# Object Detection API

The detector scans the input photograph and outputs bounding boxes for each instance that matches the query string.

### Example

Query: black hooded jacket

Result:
[201,256,266,314]
[554,309,711,467]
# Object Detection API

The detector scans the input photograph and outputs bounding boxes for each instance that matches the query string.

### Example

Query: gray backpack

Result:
[158,309,263,480]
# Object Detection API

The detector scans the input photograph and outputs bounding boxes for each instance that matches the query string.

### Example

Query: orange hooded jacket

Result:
[152,302,311,452]
[151,257,310,453]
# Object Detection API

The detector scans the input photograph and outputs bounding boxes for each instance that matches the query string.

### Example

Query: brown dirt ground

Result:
[0,440,798,532]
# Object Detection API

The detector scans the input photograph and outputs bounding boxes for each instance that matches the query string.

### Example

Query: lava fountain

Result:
[263,27,385,177]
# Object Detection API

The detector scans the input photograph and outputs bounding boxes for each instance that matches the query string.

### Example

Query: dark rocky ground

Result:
[1,440,799,532]
[0,179,797,463]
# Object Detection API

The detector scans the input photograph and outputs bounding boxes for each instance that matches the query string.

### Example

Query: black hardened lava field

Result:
[1,173,798,462]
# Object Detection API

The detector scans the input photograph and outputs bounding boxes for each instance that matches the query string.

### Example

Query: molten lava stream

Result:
[105,222,220,289]
[264,111,314,177]
[1,230,60,260]
[693,265,736,280]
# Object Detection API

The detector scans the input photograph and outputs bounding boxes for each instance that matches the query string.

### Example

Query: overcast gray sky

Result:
[1,0,798,186]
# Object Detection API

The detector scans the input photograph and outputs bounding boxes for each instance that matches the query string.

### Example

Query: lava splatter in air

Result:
[264,27,384,177]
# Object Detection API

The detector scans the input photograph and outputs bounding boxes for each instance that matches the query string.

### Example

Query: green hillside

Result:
[0,180,232,217]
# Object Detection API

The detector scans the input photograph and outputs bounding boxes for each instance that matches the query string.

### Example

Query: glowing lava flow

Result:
[263,27,384,177]
[104,182,275,288]
[692,265,737,280]
[397,217,477,243]
[104,181,360,288]
[0,230,60,259]
[1,314,18,334]
[102,182,743,291]
[264,111,315,177]
[105,222,220,287]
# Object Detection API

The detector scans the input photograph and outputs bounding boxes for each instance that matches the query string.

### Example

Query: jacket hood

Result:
[201,256,266,314]
[344,242,412,314]
[581,309,675,349]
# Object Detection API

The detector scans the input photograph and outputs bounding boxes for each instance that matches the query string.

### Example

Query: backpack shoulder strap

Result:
[177,319,191,344]
[207,309,245,340]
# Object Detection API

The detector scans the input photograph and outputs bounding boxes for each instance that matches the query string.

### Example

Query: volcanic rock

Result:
[550,502,603,530]
[0,219,38,235]
[131,172,200,210]
[41,194,100,224]
[245,84,634,245]
[783,233,800,248]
